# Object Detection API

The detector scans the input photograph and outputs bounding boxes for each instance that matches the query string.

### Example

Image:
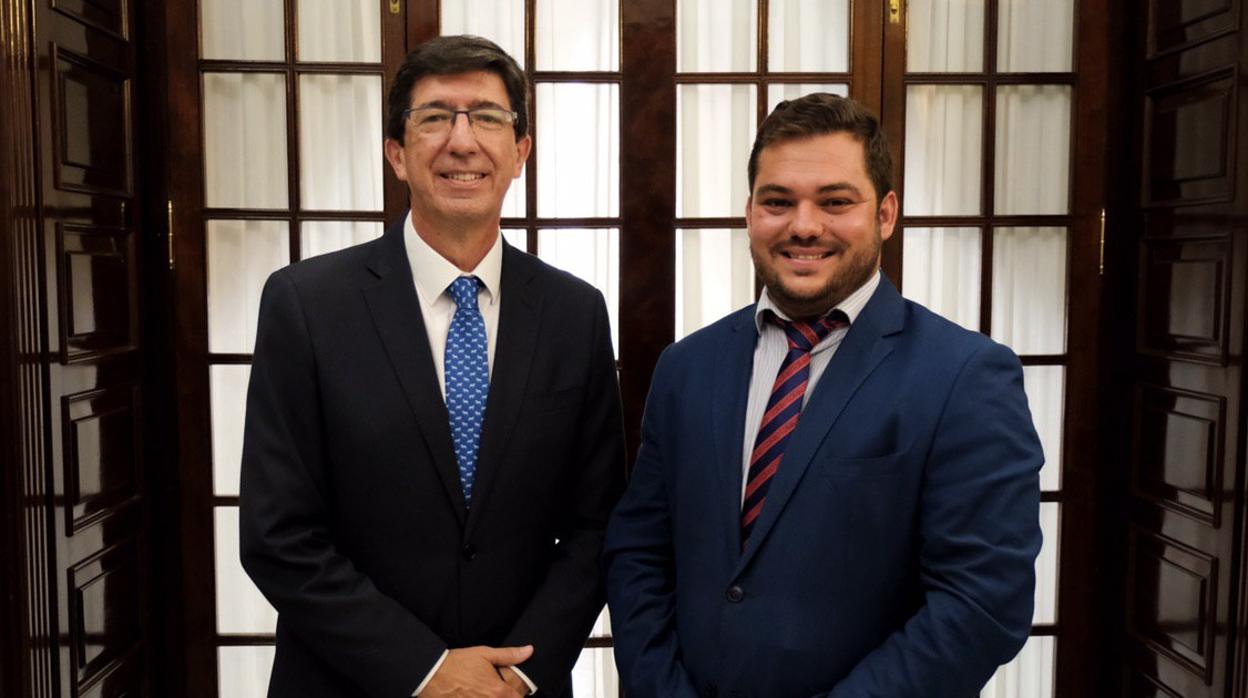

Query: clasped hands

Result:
[419,645,534,697]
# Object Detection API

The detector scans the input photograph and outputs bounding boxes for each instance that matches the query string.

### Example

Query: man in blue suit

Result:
[604,93,1043,697]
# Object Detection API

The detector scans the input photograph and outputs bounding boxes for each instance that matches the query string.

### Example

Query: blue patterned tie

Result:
[445,276,489,506]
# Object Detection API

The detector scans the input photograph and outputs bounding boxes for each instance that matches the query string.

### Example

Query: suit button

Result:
[726,585,744,603]
[703,682,718,697]
[461,544,476,561]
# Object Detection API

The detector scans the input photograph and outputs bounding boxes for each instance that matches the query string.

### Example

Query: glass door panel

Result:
[296,0,382,63]
[677,0,758,72]
[767,0,849,72]
[676,228,753,338]
[200,0,285,61]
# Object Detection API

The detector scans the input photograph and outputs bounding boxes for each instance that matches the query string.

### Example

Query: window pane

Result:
[997,0,1074,72]
[677,0,757,72]
[991,227,1068,355]
[215,507,278,633]
[768,0,849,72]
[301,221,384,259]
[677,228,753,338]
[904,85,983,216]
[900,227,980,331]
[979,636,1055,698]
[1035,502,1059,624]
[766,84,849,112]
[995,86,1071,215]
[537,228,619,353]
[203,73,288,210]
[536,0,619,71]
[590,607,612,638]
[536,83,620,218]
[297,0,381,63]
[441,0,526,69]
[207,220,290,354]
[503,166,526,219]
[1023,365,1064,492]
[677,84,755,217]
[211,364,251,496]
[218,646,275,698]
[907,0,985,72]
[571,647,619,698]
[502,229,528,252]
[298,74,384,212]
[201,0,284,61]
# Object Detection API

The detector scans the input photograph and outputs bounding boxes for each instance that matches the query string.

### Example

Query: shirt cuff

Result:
[412,650,449,696]
[509,665,538,695]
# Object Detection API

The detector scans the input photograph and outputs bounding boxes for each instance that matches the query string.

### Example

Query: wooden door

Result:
[1114,0,1248,695]
[0,0,157,696]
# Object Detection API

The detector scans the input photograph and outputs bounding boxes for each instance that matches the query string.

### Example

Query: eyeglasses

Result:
[403,107,518,136]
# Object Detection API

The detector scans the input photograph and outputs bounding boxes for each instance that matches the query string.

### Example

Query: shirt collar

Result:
[754,269,881,334]
[403,212,503,307]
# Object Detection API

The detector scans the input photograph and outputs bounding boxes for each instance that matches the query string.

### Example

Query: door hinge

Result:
[167,200,175,271]
[889,0,902,24]
[1098,208,1106,276]
[389,0,400,14]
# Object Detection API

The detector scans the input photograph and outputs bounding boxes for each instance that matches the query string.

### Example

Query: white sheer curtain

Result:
[980,637,1056,698]
[536,83,619,217]
[536,0,618,71]
[678,0,756,72]
[298,74,384,212]
[441,0,526,67]
[206,220,289,353]
[218,646,276,698]
[995,86,1071,215]
[906,0,984,72]
[677,85,755,218]
[991,227,1068,354]
[1023,365,1065,491]
[676,229,754,338]
[210,364,251,496]
[901,228,980,329]
[768,0,849,72]
[215,508,279,634]
[297,0,380,62]
[203,73,288,209]
[997,0,1074,72]
[537,229,620,354]
[201,0,284,61]
[904,85,983,216]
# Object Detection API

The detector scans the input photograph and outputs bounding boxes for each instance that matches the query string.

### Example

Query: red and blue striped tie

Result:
[742,310,849,546]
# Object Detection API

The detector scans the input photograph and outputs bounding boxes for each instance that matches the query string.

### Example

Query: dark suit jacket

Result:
[240,220,625,697]
[604,276,1043,698]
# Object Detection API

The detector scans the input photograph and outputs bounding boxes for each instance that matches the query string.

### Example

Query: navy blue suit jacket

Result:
[604,276,1043,697]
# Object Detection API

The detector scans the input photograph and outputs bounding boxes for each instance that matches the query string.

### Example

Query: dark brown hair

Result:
[747,93,894,202]
[386,35,529,143]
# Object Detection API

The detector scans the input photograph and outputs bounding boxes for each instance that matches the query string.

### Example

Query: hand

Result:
[498,667,532,696]
[419,645,534,697]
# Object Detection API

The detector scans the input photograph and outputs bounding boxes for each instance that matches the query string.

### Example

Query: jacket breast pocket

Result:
[816,451,907,482]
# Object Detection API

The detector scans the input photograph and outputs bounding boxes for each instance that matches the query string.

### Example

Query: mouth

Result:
[440,172,488,183]
[782,250,836,261]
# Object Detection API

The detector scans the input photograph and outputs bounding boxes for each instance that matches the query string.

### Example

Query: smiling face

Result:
[384,70,531,242]
[745,131,898,320]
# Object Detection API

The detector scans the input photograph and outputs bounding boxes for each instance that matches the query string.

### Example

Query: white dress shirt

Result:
[740,270,881,503]
[403,214,538,695]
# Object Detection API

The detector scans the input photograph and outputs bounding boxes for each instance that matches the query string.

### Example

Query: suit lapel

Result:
[464,244,541,537]
[711,309,760,559]
[361,222,467,524]
[735,277,906,573]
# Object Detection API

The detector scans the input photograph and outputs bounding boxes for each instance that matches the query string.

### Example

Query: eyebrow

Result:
[753,182,864,197]
[411,99,510,111]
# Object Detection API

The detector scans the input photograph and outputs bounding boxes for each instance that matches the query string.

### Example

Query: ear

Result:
[383,138,409,182]
[513,135,532,178]
[877,190,899,242]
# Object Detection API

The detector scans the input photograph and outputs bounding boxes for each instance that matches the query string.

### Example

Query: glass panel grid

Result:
[906,0,985,72]
[994,85,1072,216]
[997,0,1075,73]
[207,220,290,354]
[903,85,983,216]
[990,227,1069,355]
[201,0,285,62]
[900,227,981,330]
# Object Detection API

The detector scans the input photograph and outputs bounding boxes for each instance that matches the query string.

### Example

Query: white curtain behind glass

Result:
[903,85,982,216]
[297,0,380,62]
[201,0,284,61]
[536,84,620,218]
[441,0,526,68]
[677,85,755,218]
[995,86,1071,216]
[901,228,980,329]
[676,229,754,338]
[536,0,618,71]
[298,74,384,212]
[980,637,1055,698]
[768,0,849,72]
[678,0,756,72]
[997,0,1074,72]
[906,0,984,72]
[203,74,289,210]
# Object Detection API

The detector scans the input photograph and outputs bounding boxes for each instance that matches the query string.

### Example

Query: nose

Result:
[445,111,479,152]
[789,201,822,239]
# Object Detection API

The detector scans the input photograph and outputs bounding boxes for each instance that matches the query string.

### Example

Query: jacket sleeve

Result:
[499,291,628,694]
[603,348,701,698]
[239,269,447,697]
[823,341,1044,698]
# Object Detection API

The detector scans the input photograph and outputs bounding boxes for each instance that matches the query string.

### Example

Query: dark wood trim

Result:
[675,72,854,83]
[382,0,408,225]
[283,0,302,262]
[905,214,1073,227]
[204,209,388,221]
[880,0,906,284]
[674,217,747,229]
[199,61,386,75]
[619,0,676,464]
[902,72,1077,84]
[531,71,622,82]
[504,217,622,228]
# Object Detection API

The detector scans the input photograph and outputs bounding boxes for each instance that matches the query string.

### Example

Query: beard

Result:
[753,224,883,320]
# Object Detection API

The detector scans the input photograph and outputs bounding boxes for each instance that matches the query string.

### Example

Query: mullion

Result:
[204,210,387,221]
[676,72,854,83]
[675,217,745,228]
[283,0,302,263]
[904,215,1071,227]
[217,635,277,647]
[903,72,1074,85]
[978,0,1000,337]
[504,217,622,227]
[200,61,384,75]
[531,72,621,82]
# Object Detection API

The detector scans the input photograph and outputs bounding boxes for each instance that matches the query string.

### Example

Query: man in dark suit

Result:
[240,35,625,698]
[604,93,1043,697]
